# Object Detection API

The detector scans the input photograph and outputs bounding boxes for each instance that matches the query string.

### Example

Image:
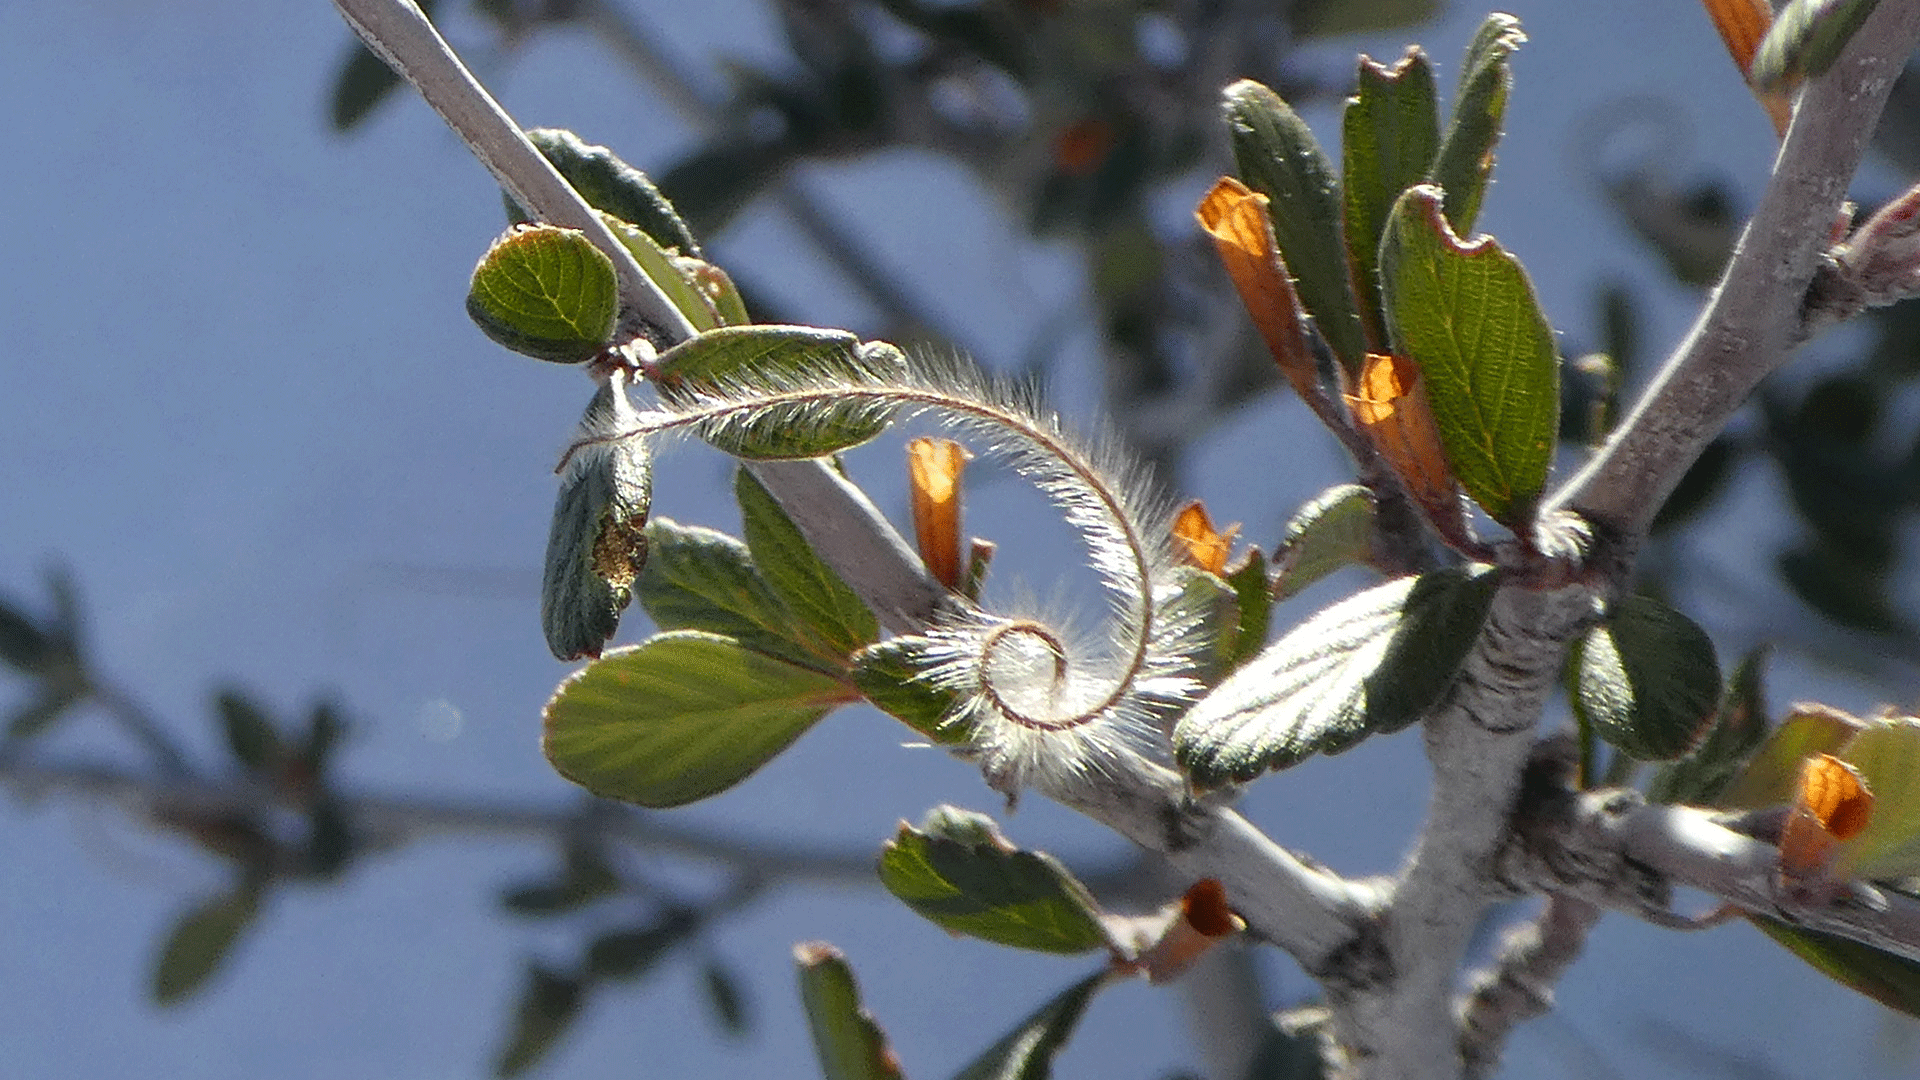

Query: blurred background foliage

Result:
[9,0,1920,1075]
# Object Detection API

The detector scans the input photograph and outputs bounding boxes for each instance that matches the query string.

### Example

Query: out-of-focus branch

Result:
[1456,895,1602,1080]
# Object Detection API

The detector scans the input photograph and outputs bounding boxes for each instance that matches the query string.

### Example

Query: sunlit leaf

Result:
[467,225,619,364]
[1345,352,1463,536]
[520,128,702,256]
[907,438,970,590]
[543,384,652,661]
[951,969,1113,1080]
[1171,501,1239,577]
[1751,0,1882,92]
[850,635,968,744]
[1834,718,1920,880]
[1570,594,1721,761]
[652,326,902,458]
[1431,14,1524,234]
[736,468,878,658]
[1223,80,1367,370]
[1175,566,1500,785]
[600,212,721,332]
[638,517,840,672]
[1343,50,1439,346]
[1719,703,1868,809]
[795,943,906,1080]
[1778,753,1871,880]
[543,631,853,808]
[1379,185,1560,525]
[1273,484,1376,600]
[878,806,1111,955]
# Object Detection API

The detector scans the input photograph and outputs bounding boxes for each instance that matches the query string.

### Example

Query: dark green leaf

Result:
[151,881,263,1006]
[299,700,346,783]
[1571,594,1721,761]
[1173,567,1241,686]
[1430,14,1524,234]
[1753,916,1920,1019]
[795,943,905,1080]
[1780,542,1912,638]
[8,694,75,741]
[849,636,968,744]
[217,690,281,773]
[1751,0,1882,91]
[1651,436,1737,533]
[0,597,51,674]
[1647,646,1771,805]
[736,469,878,658]
[1224,550,1274,671]
[543,385,653,661]
[585,909,697,980]
[1342,50,1439,348]
[501,846,622,917]
[951,969,1113,1080]
[1175,566,1500,785]
[1286,0,1438,39]
[1223,80,1367,370]
[520,128,702,256]
[329,44,402,132]
[1272,484,1376,601]
[703,961,752,1038]
[303,799,354,880]
[466,225,619,364]
[653,327,902,458]
[1379,185,1560,526]
[543,630,850,808]
[638,517,838,671]
[878,806,1110,955]
[495,964,586,1078]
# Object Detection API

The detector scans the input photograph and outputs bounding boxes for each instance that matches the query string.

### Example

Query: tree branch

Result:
[1456,894,1603,1080]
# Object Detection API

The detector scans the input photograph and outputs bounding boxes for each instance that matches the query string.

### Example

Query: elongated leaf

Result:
[1571,594,1721,761]
[850,636,968,744]
[878,806,1110,955]
[1431,14,1524,234]
[521,128,702,256]
[703,961,752,1037]
[1273,484,1376,600]
[1224,550,1274,671]
[586,909,698,980]
[601,213,721,332]
[543,385,653,661]
[951,969,1113,1080]
[1379,185,1559,525]
[1833,718,1920,880]
[1719,704,1868,809]
[1751,0,1881,91]
[467,226,619,363]
[795,943,905,1080]
[638,518,838,671]
[653,327,901,458]
[0,597,51,674]
[1343,51,1439,347]
[1175,566,1499,785]
[543,631,852,808]
[736,469,878,658]
[495,964,586,1078]
[152,882,263,1006]
[1754,916,1920,1019]
[330,43,403,132]
[1223,81,1367,369]
[217,690,281,772]
[1647,646,1771,805]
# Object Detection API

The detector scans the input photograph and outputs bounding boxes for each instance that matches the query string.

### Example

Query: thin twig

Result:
[1456,895,1603,1080]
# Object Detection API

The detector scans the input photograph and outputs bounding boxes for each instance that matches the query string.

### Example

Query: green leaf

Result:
[298,700,346,783]
[1224,550,1275,671]
[495,964,586,1078]
[1571,594,1721,762]
[1647,646,1771,805]
[1272,484,1376,601]
[1753,916,1920,1019]
[1378,184,1560,525]
[1286,0,1439,39]
[466,225,619,364]
[736,469,879,657]
[1751,0,1882,91]
[678,256,751,326]
[795,943,906,1080]
[521,128,702,256]
[1718,704,1868,809]
[877,806,1111,955]
[217,690,281,773]
[849,636,968,744]
[951,969,1113,1080]
[599,212,721,332]
[151,881,263,1006]
[1172,566,1241,686]
[1430,13,1524,234]
[585,909,698,980]
[1834,718,1920,880]
[1175,566,1500,785]
[638,517,839,671]
[653,326,901,458]
[0,596,52,674]
[1223,80,1367,370]
[543,630,850,808]
[329,44,402,132]
[543,386,653,661]
[703,961,752,1038]
[1342,50,1439,349]
[500,845,622,917]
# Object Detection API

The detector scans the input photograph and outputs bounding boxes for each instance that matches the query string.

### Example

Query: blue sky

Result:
[0,1,1913,1077]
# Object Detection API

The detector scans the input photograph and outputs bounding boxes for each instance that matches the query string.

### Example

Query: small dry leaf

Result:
[1779,753,1873,881]
[1172,501,1240,576]
[1138,879,1243,984]
[1346,353,1462,533]
[1698,0,1794,135]
[1196,177,1319,400]
[907,438,970,590]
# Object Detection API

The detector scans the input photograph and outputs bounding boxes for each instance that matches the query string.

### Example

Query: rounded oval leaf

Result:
[467,225,619,363]
[1571,594,1721,761]
[543,630,852,807]
[524,128,703,256]
[542,385,653,661]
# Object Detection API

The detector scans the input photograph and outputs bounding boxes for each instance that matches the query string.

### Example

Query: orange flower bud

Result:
[907,438,970,590]
[1171,500,1239,576]
[1196,177,1319,400]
